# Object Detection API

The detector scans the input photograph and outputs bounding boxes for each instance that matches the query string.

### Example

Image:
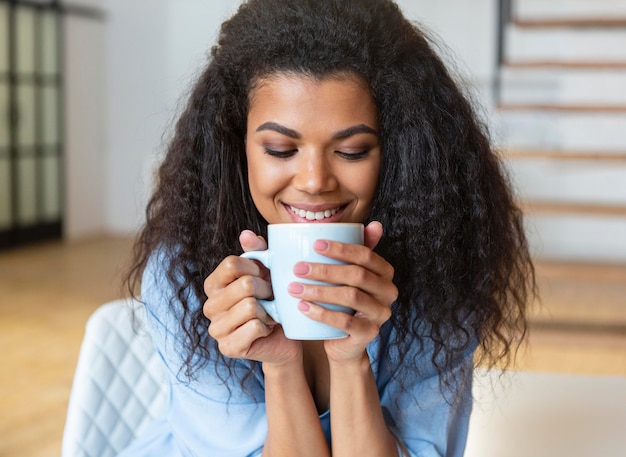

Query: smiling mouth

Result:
[288,205,342,221]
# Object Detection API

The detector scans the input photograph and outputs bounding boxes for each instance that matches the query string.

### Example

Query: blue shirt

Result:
[119,251,474,457]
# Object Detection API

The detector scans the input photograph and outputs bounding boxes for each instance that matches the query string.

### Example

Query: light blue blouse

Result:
[119,252,475,457]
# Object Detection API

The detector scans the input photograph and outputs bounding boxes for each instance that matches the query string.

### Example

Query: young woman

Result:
[122,0,535,455]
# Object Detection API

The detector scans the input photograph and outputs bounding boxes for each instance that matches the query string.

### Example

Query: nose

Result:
[292,149,337,195]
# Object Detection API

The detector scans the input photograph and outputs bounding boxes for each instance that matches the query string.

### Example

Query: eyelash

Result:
[264,148,370,160]
[264,148,298,159]
[336,150,370,160]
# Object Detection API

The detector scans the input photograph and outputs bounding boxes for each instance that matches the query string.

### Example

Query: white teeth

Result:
[290,206,338,221]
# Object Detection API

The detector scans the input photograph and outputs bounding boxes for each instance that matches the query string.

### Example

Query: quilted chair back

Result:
[62,299,168,457]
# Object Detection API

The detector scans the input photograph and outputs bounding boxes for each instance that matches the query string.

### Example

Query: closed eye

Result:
[264,147,298,158]
[336,150,370,160]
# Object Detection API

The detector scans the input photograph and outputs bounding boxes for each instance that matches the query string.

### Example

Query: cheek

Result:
[355,162,380,202]
[246,152,289,202]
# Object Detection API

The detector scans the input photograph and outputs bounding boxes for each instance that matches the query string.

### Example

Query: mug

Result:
[241,223,364,340]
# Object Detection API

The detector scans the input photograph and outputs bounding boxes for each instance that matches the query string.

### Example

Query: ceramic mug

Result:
[241,223,364,340]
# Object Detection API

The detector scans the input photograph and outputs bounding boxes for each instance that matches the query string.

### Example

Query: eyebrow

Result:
[256,122,301,139]
[255,122,378,140]
[332,124,378,140]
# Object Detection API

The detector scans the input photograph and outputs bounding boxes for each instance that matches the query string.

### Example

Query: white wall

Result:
[102,0,240,235]
[397,0,496,83]
[103,0,168,235]
[64,11,106,240]
[64,0,497,238]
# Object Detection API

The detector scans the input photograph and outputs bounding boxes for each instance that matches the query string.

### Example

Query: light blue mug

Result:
[241,223,364,340]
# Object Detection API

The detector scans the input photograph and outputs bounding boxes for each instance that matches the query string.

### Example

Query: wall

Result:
[102,0,240,235]
[103,0,168,235]
[63,6,106,239]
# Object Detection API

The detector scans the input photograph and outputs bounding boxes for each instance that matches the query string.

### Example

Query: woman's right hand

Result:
[203,230,302,365]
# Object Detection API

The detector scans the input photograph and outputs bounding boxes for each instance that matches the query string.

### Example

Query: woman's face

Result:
[245,73,380,224]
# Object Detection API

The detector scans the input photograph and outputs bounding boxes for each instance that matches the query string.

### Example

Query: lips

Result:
[288,205,342,221]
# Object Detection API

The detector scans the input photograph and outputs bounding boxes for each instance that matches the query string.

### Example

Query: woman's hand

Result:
[287,221,398,363]
[203,230,302,365]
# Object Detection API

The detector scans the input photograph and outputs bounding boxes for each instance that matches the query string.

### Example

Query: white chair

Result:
[62,299,168,457]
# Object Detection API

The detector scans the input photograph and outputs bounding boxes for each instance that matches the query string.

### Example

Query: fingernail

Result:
[293,262,310,275]
[288,282,304,294]
[298,301,310,312]
[314,239,329,251]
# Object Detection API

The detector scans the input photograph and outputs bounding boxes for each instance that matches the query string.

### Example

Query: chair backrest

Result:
[62,299,168,457]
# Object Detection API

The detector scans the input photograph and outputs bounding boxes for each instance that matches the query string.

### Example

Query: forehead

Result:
[247,72,378,128]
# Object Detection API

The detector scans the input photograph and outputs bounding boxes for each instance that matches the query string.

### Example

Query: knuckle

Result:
[207,322,220,339]
[361,247,376,265]
[202,299,212,318]
[218,341,232,357]
[341,313,356,332]
[223,256,240,275]
[203,296,220,319]
[250,318,269,337]
[316,262,330,278]
[351,265,369,283]
[343,286,360,303]
[239,275,256,295]
[384,263,396,280]
[219,339,241,359]
[316,304,332,321]
[203,275,213,294]
[242,297,259,316]
[307,285,323,300]
[333,241,349,256]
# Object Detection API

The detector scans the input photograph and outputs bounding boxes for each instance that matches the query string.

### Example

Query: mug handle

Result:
[240,250,280,324]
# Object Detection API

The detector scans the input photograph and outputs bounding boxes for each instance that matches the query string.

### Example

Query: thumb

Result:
[239,229,268,252]
[364,221,384,250]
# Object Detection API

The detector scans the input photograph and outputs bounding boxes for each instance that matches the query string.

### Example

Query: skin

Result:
[203,73,399,456]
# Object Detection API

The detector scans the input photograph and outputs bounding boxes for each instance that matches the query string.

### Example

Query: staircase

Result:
[494,0,626,264]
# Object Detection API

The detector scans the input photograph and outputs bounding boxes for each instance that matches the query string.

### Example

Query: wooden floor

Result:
[1,236,625,457]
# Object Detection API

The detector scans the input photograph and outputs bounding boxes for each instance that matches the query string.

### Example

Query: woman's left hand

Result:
[287,221,398,363]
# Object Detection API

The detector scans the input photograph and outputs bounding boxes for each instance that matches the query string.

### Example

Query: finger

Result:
[213,318,276,359]
[312,239,394,280]
[204,255,263,297]
[298,300,384,341]
[293,260,398,306]
[290,282,392,327]
[207,296,275,340]
[238,231,271,282]
[239,230,268,252]
[295,256,397,304]
[364,221,383,250]
[204,273,272,319]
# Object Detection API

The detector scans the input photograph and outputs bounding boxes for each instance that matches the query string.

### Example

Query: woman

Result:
[123,0,535,455]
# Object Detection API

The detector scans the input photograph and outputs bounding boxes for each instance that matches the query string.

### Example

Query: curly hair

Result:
[126,0,535,393]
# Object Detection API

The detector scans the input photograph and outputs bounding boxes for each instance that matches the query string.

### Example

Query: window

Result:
[0,0,63,248]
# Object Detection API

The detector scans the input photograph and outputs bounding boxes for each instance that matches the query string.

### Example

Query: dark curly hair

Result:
[126,0,535,393]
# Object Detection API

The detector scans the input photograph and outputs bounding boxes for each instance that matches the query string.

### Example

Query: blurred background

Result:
[0,0,624,455]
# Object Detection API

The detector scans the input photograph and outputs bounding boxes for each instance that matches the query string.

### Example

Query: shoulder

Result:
[141,247,194,323]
